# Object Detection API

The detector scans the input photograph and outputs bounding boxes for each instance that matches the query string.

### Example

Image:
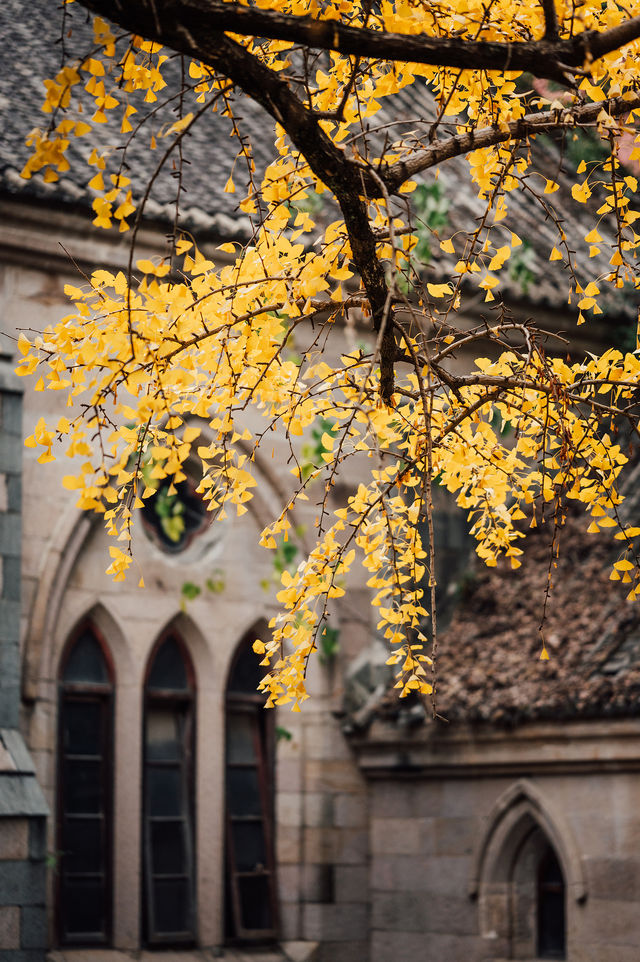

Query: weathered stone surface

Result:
[302,901,368,941]
[579,897,640,946]
[371,929,485,962]
[277,825,302,865]
[585,857,640,901]
[371,816,431,856]
[300,863,335,903]
[20,905,47,949]
[433,816,477,857]
[277,791,303,828]
[1,555,20,600]
[304,760,363,794]
[371,780,443,819]
[0,474,8,512]
[333,864,369,903]
[0,392,23,436]
[372,890,476,935]
[371,854,470,895]
[0,906,20,949]
[281,940,320,962]
[333,792,367,828]
[0,818,28,860]
[314,940,368,962]
[0,860,45,906]
[0,435,22,474]
[303,826,367,865]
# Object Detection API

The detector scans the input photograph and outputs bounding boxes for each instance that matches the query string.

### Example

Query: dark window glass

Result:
[227,714,257,765]
[538,846,566,959]
[147,767,183,817]
[57,626,113,946]
[61,817,103,873]
[63,759,102,814]
[63,630,109,685]
[141,476,209,554]
[225,636,277,942]
[146,708,183,760]
[238,875,273,931]
[143,635,196,945]
[227,646,263,695]
[61,879,106,936]
[152,878,191,933]
[231,821,267,872]
[63,701,102,755]
[150,821,187,875]
[147,637,188,692]
[227,767,262,816]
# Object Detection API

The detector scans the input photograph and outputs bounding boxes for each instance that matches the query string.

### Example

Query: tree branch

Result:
[77,0,640,80]
[541,0,559,40]
[382,92,640,191]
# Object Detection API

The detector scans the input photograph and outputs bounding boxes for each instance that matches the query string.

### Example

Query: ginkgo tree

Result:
[15,0,640,712]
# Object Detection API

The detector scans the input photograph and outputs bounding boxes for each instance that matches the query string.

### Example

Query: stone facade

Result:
[0,361,48,962]
[3,194,640,962]
[0,197,376,960]
[353,719,640,962]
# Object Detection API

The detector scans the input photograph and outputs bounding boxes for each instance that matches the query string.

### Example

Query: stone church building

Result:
[1,2,640,961]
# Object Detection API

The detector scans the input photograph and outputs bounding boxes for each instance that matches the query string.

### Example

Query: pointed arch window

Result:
[57,623,114,945]
[225,637,277,941]
[143,633,196,945]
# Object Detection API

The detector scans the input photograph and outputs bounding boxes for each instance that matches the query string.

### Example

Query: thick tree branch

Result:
[541,0,559,40]
[77,0,640,81]
[382,92,640,191]
[71,0,640,404]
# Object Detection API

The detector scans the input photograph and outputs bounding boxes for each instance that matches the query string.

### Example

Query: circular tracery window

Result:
[141,475,211,554]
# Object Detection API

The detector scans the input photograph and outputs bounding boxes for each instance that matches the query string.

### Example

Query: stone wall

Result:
[0,362,49,961]
[355,718,640,962]
[0,363,22,729]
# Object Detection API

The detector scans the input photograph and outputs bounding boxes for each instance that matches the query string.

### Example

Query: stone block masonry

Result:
[0,363,49,962]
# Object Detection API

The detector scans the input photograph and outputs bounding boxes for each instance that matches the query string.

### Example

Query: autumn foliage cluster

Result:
[15,0,640,710]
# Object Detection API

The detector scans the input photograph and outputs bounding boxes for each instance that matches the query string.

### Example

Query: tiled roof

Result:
[0,0,637,319]
[372,466,640,728]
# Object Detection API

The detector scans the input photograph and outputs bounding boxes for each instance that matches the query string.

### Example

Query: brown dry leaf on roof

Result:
[434,504,640,726]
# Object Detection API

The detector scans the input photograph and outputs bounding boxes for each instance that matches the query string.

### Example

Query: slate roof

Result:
[0,0,273,238]
[0,0,637,319]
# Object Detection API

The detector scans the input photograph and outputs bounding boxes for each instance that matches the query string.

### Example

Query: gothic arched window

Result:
[225,636,277,941]
[473,783,576,961]
[143,633,196,945]
[57,623,114,945]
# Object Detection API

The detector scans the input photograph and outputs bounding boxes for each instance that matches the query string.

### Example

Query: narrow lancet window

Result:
[225,638,277,941]
[57,624,114,945]
[143,633,196,944]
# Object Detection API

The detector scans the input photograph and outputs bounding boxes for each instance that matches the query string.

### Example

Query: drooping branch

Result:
[77,0,640,82]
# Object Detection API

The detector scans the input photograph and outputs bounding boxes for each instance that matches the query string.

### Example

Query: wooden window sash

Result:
[226,705,278,941]
[57,687,113,946]
[143,692,196,945]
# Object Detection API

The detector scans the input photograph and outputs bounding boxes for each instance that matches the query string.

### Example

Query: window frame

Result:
[142,630,197,947]
[56,621,115,947]
[225,638,278,943]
